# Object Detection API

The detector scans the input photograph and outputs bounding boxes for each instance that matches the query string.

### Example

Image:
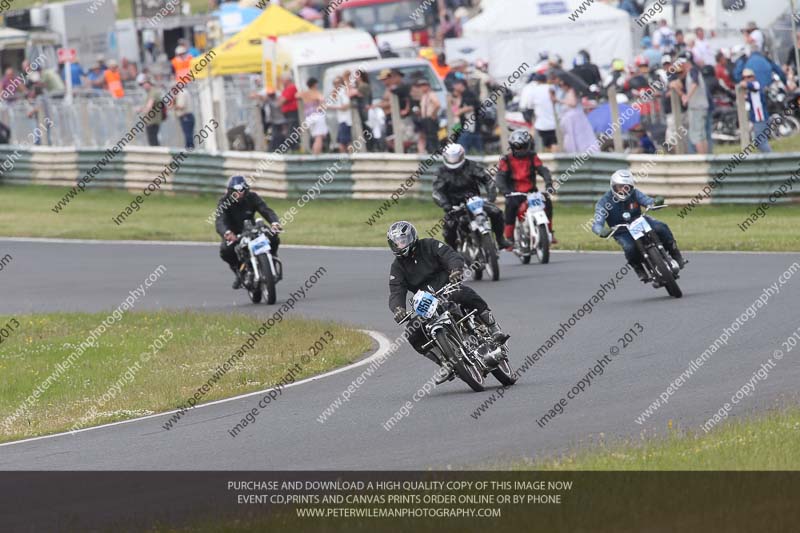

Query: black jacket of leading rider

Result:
[432,159,498,210]
[389,238,465,312]
[215,191,279,238]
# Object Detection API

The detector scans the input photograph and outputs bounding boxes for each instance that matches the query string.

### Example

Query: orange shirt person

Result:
[171,45,192,84]
[104,59,124,98]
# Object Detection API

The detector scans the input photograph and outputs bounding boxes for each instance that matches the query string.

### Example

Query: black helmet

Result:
[387,221,418,258]
[227,175,249,195]
[509,129,533,158]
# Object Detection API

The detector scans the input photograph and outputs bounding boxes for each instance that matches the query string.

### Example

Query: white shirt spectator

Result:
[520,81,556,131]
[653,25,675,52]
[692,38,716,67]
[334,86,351,126]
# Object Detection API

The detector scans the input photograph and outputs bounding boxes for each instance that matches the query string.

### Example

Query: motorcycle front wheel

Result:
[535,224,550,264]
[491,356,516,387]
[480,234,500,281]
[650,250,682,299]
[256,254,277,305]
[434,329,485,392]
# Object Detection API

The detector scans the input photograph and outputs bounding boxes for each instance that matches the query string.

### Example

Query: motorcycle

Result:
[399,282,516,392]
[507,191,551,265]
[605,205,683,298]
[452,196,500,281]
[233,219,283,305]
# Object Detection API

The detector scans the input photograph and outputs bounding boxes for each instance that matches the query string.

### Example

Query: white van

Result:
[264,29,380,92]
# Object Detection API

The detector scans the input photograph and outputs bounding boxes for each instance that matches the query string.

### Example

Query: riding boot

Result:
[478,310,510,345]
[503,224,515,250]
[632,262,650,283]
[230,265,242,289]
[668,242,688,268]
[423,351,455,384]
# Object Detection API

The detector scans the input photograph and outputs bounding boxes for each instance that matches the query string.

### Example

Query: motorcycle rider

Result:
[496,129,556,247]
[592,170,687,282]
[216,175,282,289]
[433,143,512,251]
[387,221,510,384]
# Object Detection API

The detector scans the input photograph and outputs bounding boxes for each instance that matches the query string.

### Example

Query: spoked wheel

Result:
[491,355,516,386]
[774,116,800,138]
[535,224,550,264]
[480,234,500,281]
[257,255,277,305]
[248,283,262,304]
[435,330,484,392]
[650,252,682,299]
[517,227,531,264]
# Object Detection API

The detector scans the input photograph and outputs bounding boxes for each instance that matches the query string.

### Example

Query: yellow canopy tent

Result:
[192,4,321,78]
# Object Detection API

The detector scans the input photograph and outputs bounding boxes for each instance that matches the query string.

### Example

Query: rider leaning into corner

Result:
[592,170,688,282]
[387,221,510,384]
[432,143,513,251]
[496,129,557,247]
[215,175,283,289]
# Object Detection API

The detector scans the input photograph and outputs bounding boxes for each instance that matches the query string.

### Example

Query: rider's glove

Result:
[271,221,283,232]
[393,307,407,324]
[449,270,464,284]
[224,230,237,243]
[653,196,665,207]
[599,228,613,238]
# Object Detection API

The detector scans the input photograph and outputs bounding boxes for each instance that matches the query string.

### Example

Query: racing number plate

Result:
[412,291,438,320]
[629,216,651,240]
[249,235,271,255]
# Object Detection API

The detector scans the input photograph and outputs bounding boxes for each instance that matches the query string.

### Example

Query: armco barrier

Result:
[0,146,797,205]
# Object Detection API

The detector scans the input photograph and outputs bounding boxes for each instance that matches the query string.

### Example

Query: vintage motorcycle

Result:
[508,191,551,265]
[400,282,516,392]
[452,196,500,281]
[233,219,283,305]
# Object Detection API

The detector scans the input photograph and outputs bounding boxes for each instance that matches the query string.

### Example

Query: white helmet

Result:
[443,143,466,169]
[610,169,635,200]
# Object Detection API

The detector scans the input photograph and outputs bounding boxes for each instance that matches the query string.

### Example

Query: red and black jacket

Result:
[496,153,553,195]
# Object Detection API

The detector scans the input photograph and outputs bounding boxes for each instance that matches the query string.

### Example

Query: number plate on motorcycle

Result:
[466,196,485,214]
[527,192,544,209]
[249,235,271,255]
[412,291,438,319]
[629,216,651,240]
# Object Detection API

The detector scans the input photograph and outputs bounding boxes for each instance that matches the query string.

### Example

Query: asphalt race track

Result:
[1,238,798,470]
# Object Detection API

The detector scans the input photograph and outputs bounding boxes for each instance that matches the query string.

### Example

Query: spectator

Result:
[742,22,765,52]
[740,68,771,153]
[672,30,688,56]
[377,68,411,143]
[173,87,195,149]
[299,77,327,155]
[178,38,200,58]
[119,58,138,84]
[653,19,675,52]
[681,52,710,154]
[104,59,125,99]
[86,63,105,92]
[784,32,800,88]
[618,0,641,17]
[692,28,716,67]
[25,91,45,145]
[329,76,352,153]
[278,73,299,150]
[570,50,602,88]
[1,68,20,101]
[299,0,322,22]
[630,124,657,154]
[444,59,468,92]
[142,29,158,63]
[60,61,86,88]
[171,45,193,84]
[664,57,688,152]
[471,59,492,101]
[40,68,65,95]
[449,77,482,153]
[734,45,786,87]
[367,98,387,152]
[379,42,399,59]
[641,37,663,69]
[432,52,451,79]
[715,51,735,91]
[352,70,371,129]
[416,78,440,154]
[520,73,558,153]
[552,77,596,154]
[137,74,162,146]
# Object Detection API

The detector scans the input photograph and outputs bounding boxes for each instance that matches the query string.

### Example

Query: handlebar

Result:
[603,204,668,239]
[398,281,463,325]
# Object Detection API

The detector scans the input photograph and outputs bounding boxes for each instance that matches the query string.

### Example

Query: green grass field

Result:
[502,408,800,470]
[0,311,372,442]
[1,185,798,251]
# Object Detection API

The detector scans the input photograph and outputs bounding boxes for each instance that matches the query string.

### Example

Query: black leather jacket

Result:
[432,159,498,210]
[214,191,279,238]
[388,239,465,312]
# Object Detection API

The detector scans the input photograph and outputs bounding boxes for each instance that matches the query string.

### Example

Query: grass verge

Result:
[505,408,800,470]
[0,311,372,443]
[1,184,798,251]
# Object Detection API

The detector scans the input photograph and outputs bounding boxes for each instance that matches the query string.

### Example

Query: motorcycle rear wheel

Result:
[434,330,485,392]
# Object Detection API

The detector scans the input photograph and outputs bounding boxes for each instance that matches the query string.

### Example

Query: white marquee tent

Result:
[448,0,634,81]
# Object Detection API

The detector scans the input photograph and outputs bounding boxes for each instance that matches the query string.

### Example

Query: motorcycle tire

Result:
[257,254,277,305]
[650,250,682,299]
[491,356,517,387]
[521,254,531,265]
[480,234,500,281]
[535,224,550,264]
[434,329,485,392]
[248,281,263,304]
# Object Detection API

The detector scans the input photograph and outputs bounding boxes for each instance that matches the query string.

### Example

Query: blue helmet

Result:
[227,175,249,195]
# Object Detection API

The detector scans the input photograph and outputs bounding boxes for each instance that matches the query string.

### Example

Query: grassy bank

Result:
[506,408,800,470]
[0,311,372,442]
[1,185,798,251]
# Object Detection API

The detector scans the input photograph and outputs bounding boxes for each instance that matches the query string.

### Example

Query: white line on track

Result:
[0,329,392,448]
[0,236,792,254]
